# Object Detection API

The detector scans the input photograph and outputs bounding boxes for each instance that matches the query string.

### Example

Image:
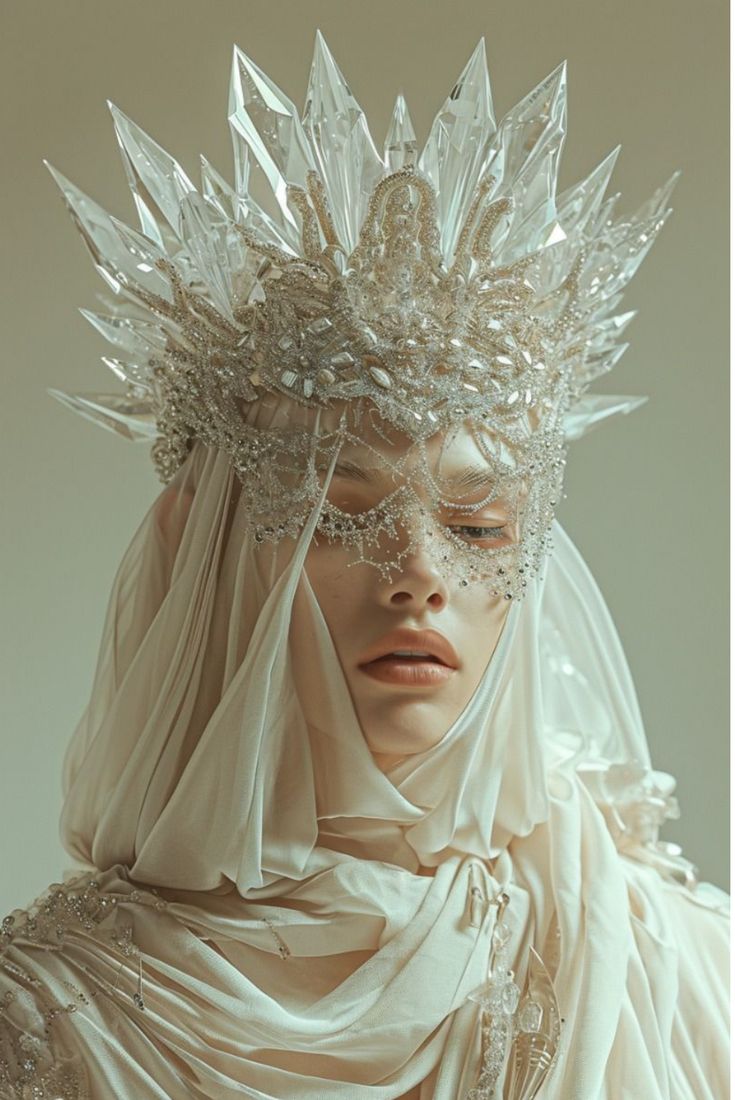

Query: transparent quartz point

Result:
[47,391,157,441]
[490,62,568,266]
[302,29,384,253]
[108,102,196,245]
[101,356,153,393]
[418,38,496,265]
[44,163,172,302]
[177,192,236,321]
[383,93,418,173]
[556,146,621,238]
[229,45,314,248]
[200,154,240,222]
[563,393,648,442]
[79,310,168,358]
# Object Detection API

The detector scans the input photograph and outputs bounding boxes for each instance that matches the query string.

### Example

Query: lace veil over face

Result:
[48,427,708,1098]
[60,425,663,890]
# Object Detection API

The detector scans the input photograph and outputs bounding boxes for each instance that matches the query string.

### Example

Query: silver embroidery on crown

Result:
[44,33,677,601]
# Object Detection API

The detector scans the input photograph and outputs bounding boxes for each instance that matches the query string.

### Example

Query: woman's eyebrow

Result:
[444,466,497,491]
[332,460,496,491]
[332,460,374,483]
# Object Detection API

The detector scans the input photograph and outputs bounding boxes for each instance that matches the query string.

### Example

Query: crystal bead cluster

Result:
[45,33,676,598]
[579,760,705,893]
[0,873,166,1099]
[465,874,563,1100]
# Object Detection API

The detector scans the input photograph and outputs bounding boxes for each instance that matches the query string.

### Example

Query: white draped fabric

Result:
[0,441,728,1099]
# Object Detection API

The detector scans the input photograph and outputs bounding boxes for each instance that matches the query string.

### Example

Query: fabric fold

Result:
[1,441,728,1099]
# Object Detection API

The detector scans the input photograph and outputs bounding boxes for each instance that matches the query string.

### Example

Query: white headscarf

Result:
[4,439,726,1100]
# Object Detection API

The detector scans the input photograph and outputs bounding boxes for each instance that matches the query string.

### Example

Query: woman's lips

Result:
[358,655,455,686]
[357,628,459,687]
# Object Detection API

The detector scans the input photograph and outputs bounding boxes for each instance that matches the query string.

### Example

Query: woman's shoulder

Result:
[577,759,729,933]
[0,868,170,1100]
[620,848,729,948]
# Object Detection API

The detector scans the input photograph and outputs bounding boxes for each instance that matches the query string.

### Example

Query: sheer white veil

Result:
[59,435,652,889]
[56,435,713,1098]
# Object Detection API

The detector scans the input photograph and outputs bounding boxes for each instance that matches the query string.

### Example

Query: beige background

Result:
[0,0,728,914]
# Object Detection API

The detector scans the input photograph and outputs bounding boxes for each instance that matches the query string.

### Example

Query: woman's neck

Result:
[371,750,409,772]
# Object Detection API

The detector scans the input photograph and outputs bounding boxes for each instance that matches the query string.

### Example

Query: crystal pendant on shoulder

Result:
[465,897,562,1100]
[504,945,563,1099]
[465,899,516,1100]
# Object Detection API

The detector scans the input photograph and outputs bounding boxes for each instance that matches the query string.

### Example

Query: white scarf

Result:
[2,442,726,1100]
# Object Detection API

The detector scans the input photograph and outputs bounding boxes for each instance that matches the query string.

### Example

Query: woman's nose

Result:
[377,529,450,611]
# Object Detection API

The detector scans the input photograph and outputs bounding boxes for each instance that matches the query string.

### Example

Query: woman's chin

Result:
[362,711,455,761]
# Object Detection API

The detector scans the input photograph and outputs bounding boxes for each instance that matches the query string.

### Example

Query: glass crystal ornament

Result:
[45,32,678,598]
[466,887,562,1100]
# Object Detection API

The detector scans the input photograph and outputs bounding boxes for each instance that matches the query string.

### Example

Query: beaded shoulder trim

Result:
[0,872,165,1099]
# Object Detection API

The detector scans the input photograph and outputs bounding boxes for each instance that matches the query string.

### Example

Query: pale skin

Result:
[155,415,517,1095]
[283,419,515,1093]
[303,418,516,772]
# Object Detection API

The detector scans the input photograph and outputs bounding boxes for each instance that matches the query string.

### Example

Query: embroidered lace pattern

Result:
[0,873,166,1100]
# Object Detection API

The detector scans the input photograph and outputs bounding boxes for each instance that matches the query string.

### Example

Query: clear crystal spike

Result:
[587,310,638,351]
[556,146,621,237]
[101,355,152,392]
[108,102,196,242]
[589,290,624,320]
[589,191,621,235]
[580,341,630,385]
[177,193,236,320]
[383,92,418,172]
[501,60,567,179]
[79,309,168,356]
[302,29,384,253]
[200,155,239,222]
[481,60,567,236]
[627,168,680,224]
[229,44,315,247]
[591,210,672,302]
[44,161,172,301]
[199,156,258,287]
[216,143,299,257]
[47,390,157,441]
[418,38,497,265]
[493,61,568,264]
[563,393,647,442]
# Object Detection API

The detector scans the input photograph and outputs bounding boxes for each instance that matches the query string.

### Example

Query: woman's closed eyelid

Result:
[443,503,511,520]
[327,485,512,518]
[446,523,517,549]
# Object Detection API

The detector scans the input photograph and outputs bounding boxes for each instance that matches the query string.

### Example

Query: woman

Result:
[1,32,728,1100]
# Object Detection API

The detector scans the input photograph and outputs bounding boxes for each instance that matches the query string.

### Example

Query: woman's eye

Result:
[326,487,371,510]
[446,523,508,543]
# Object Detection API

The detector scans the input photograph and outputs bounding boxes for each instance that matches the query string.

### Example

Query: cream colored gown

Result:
[1,445,729,1098]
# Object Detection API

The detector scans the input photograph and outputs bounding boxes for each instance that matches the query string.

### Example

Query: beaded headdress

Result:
[45,32,677,598]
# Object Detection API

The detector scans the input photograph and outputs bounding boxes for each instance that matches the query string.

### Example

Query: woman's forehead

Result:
[336,422,492,473]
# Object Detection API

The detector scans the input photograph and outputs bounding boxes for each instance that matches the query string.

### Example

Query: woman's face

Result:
[304,420,514,770]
